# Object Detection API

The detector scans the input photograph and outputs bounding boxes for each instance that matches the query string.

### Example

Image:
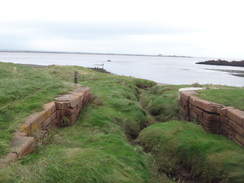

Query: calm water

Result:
[0,52,244,87]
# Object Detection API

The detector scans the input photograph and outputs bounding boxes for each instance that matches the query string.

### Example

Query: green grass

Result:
[197,88,244,110]
[137,121,244,183]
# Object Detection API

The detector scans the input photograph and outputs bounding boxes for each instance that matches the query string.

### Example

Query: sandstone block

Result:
[235,133,244,146]
[220,107,234,117]
[189,96,223,113]
[190,110,198,120]
[203,112,219,121]
[179,90,197,101]
[42,117,52,129]
[220,123,235,137]
[226,108,244,127]
[192,105,203,116]
[226,118,244,136]
[198,116,220,129]
[11,136,35,158]
[43,102,56,114]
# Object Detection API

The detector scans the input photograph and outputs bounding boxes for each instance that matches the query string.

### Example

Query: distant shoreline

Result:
[0,50,193,58]
[196,59,244,67]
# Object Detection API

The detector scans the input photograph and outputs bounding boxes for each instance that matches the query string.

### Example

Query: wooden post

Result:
[74,71,78,84]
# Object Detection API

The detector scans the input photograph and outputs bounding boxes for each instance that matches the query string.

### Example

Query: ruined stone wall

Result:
[179,90,244,146]
[1,86,91,165]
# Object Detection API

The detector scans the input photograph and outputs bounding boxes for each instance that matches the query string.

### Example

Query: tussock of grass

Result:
[137,121,244,183]
[197,88,244,110]
[139,85,183,122]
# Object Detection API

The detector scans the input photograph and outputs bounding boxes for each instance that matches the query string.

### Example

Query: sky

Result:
[1,0,244,58]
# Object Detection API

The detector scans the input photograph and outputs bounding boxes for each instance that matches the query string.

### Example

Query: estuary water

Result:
[0,52,243,87]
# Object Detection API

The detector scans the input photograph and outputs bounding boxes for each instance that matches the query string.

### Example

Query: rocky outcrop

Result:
[196,59,244,67]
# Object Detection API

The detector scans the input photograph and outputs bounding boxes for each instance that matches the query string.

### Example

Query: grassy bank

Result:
[0,62,73,157]
[197,88,244,110]
[0,62,172,182]
[137,121,244,183]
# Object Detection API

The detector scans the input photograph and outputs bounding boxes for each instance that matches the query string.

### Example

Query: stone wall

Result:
[179,90,244,146]
[0,86,91,166]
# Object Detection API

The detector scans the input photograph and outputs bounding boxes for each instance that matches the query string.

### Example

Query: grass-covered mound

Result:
[197,88,244,110]
[137,121,244,183]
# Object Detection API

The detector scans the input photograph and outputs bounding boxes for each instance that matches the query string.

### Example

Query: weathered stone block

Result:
[192,106,203,117]
[11,136,35,158]
[179,91,196,101]
[42,117,52,128]
[226,108,244,127]
[43,102,56,114]
[189,96,223,113]
[54,101,69,110]
[51,111,57,121]
[180,98,188,109]
[235,133,244,146]
[220,123,235,137]
[220,107,234,117]
[203,112,219,121]
[198,116,220,129]
[226,118,244,136]
[190,110,198,120]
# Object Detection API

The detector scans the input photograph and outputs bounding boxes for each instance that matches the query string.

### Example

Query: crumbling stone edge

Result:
[0,86,91,166]
[179,89,244,146]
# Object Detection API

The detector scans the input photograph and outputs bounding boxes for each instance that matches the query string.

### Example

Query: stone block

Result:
[220,116,227,124]
[226,108,244,127]
[179,91,196,101]
[11,136,35,158]
[51,111,57,121]
[20,122,31,134]
[66,105,79,116]
[43,102,56,114]
[190,110,198,120]
[235,133,244,146]
[203,112,219,121]
[220,107,234,117]
[198,116,220,129]
[226,118,244,136]
[54,101,69,110]
[42,117,52,129]
[180,98,188,109]
[189,96,223,113]
[192,105,203,117]
[220,123,235,137]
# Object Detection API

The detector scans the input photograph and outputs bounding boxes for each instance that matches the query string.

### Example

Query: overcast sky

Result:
[1,0,244,58]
